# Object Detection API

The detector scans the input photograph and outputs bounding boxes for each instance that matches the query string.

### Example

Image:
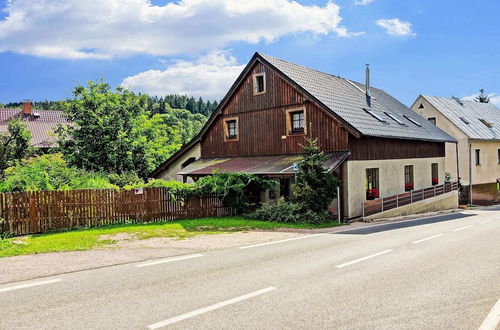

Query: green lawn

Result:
[0,217,343,258]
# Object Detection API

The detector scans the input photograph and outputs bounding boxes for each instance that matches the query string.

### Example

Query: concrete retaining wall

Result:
[365,190,458,220]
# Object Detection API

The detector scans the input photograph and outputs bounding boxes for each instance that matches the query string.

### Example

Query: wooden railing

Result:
[362,181,458,218]
[0,188,228,237]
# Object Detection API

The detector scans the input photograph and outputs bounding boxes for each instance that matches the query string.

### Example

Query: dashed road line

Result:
[0,278,62,293]
[336,249,393,269]
[478,298,500,330]
[147,287,276,329]
[480,220,492,224]
[136,254,203,268]
[412,234,443,244]
[239,233,328,249]
[452,225,474,232]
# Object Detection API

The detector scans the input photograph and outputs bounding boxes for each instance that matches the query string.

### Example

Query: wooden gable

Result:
[201,60,349,157]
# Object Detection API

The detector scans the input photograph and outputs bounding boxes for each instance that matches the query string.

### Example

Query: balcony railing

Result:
[362,181,458,219]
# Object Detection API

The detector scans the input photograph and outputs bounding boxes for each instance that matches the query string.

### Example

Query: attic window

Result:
[479,118,493,128]
[223,117,239,142]
[418,103,424,109]
[460,117,470,124]
[385,112,405,125]
[253,72,266,95]
[403,115,422,127]
[364,108,386,122]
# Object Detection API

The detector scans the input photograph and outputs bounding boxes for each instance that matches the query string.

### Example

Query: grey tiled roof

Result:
[422,95,500,140]
[259,53,456,143]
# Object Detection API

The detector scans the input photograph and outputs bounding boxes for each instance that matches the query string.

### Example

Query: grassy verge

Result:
[0,217,343,258]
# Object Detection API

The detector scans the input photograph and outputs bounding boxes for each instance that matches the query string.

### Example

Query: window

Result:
[404,165,414,191]
[403,115,422,127]
[364,108,386,122]
[475,149,481,165]
[418,103,424,109]
[181,157,196,169]
[431,163,438,185]
[253,73,266,95]
[285,108,306,135]
[385,112,405,125]
[479,118,493,128]
[223,117,239,142]
[498,149,500,164]
[428,117,436,125]
[366,168,379,200]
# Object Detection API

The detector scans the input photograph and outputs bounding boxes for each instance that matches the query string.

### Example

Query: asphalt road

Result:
[1,207,499,330]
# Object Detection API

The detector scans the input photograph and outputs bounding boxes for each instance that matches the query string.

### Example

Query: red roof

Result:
[0,109,69,147]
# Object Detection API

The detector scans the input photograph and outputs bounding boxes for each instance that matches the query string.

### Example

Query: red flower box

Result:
[405,183,414,191]
[432,177,439,185]
[366,188,379,200]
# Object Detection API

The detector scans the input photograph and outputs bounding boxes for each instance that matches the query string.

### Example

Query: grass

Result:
[0,217,343,258]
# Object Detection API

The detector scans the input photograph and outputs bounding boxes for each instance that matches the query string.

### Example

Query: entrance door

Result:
[280,178,291,201]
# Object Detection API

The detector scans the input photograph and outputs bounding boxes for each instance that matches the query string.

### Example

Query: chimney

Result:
[22,100,32,116]
[365,64,371,107]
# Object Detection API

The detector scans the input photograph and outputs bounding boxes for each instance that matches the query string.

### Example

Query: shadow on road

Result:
[336,213,475,235]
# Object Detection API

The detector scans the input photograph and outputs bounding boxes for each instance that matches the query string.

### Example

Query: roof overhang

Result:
[178,151,350,177]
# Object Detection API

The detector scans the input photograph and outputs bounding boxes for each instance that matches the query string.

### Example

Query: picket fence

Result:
[0,188,227,236]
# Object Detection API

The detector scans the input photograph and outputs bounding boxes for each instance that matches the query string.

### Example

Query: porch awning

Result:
[177,151,350,176]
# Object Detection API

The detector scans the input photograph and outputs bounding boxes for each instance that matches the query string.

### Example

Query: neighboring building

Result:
[152,53,456,218]
[411,95,500,204]
[0,101,68,150]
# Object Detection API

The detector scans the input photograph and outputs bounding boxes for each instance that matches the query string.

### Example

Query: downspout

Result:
[455,142,460,182]
[468,142,472,205]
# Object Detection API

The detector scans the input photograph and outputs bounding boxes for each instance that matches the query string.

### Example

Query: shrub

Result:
[0,154,118,192]
[291,139,339,213]
[107,172,144,187]
[249,201,335,224]
[196,172,276,214]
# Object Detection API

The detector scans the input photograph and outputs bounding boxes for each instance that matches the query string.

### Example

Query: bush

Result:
[0,154,118,192]
[107,172,144,187]
[196,172,276,214]
[249,201,335,224]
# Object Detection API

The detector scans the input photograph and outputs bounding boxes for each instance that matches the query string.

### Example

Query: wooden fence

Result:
[0,188,228,236]
[362,181,458,218]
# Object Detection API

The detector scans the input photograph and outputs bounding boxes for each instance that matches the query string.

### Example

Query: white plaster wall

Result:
[155,143,201,183]
[346,157,445,218]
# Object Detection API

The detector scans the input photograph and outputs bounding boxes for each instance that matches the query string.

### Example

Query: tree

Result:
[0,118,34,176]
[55,81,186,178]
[291,139,339,213]
[475,89,490,103]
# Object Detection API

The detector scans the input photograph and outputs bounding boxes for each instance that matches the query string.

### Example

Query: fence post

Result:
[362,202,365,220]
[410,190,413,203]
[381,198,384,212]
[396,194,399,208]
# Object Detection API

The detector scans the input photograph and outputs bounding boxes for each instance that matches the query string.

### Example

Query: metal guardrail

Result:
[362,181,458,219]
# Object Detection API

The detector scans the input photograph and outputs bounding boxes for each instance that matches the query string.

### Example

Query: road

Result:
[1,207,499,329]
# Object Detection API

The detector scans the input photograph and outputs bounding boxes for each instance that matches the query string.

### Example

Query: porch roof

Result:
[177,151,351,176]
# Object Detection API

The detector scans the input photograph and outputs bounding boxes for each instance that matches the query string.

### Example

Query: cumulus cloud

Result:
[0,0,355,59]
[354,0,375,6]
[121,51,244,99]
[376,18,416,36]
[462,92,500,107]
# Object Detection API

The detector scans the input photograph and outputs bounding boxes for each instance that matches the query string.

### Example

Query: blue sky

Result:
[0,0,499,107]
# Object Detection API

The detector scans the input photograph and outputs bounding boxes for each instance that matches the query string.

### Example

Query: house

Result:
[411,95,500,204]
[0,101,68,150]
[152,53,456,218]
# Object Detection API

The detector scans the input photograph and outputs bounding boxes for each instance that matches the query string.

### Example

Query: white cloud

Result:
[376,18,416,36]
[354,0,375,6]
[121,51,244,99]
[462,92,500,107]
[0,0,356,59]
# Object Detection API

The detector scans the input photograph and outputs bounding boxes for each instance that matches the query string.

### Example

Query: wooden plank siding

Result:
[201,61,349,157]
[348,136,445,160]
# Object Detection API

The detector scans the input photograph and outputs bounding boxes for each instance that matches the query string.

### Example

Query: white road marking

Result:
[0,278,62,293]
[136,254,203,268]
[452,225,474,232]
[147,287,276,329]
[335,249,393,269]
[478,298,500,330]
[412,234,443,244]
[239,233,328,249]
[480,220,492,224]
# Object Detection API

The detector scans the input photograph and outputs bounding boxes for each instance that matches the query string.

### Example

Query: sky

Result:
[0,0,499,107]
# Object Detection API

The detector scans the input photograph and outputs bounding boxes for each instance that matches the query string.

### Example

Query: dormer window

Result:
[224,117,239,142]
[286,108,306,135]
[253,72,266,95]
